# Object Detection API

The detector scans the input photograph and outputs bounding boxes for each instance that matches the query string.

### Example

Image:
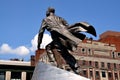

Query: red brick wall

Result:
[99,36,120,52]
[35,49,45,65]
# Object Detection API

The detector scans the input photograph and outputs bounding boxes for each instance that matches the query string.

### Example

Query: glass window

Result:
[88,49,91,52]
[81,48,86,53]
[82,60,86,65]
[83,70,87,76]
[26,72,33,80]
[118,53,120,57]
[88,49,92,55]
[96,71,99,78]
[114,63,116,69]
[107,63,111,69]
[102,71,106,77]
[95,61,99,68]
[115,73,118,79]
[108,72,112,78]
[11,72,21,80]
[0,71,5,80]
[101,62,105,68]
[89,61,92,66]
[90,71,93,77]
[112,52,115,58]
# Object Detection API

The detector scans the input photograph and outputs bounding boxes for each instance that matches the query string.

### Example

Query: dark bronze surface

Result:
[37,7,96,74]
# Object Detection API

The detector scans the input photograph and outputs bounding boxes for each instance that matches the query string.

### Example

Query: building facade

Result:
[73,40,120,80]
[0,60,34,80]
[33,31,120,80]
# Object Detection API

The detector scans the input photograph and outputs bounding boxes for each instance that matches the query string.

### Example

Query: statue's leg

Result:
[51,41,79,74]
[52,48,67,69]
[46,41,79,74]
[59,45,80,74]
[45,42,57,66]
[46,42,67,68]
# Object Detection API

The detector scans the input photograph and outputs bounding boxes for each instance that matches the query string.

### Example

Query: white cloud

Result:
[0,44,12,53]
[30,33,52,52]
[0,43,29,56]
[0,33,52,56]
[13,46,30,56]
[40,33,52,48]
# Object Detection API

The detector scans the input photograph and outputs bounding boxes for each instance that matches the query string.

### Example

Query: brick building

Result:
[32,31,120,80]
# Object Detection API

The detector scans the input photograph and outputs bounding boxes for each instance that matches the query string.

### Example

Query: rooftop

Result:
[0,60,30,66]
[100,30,120,39]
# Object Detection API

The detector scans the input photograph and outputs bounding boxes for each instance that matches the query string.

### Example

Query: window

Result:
[0,71,5,80]
[82,48,85,52]
[88,49,91,52]
[115,73,118,79]
[82,60,86,65]
[95,61,99,68]
[107,63,111,69]
[88,49,92,55]
[96,71,99,78]
[90,71,93,77]
[108,72,112,78]
[112,52,115,58]
[118,53,120,57]
[81,48,86,53]
[101,62,105,68]
[26,72,33,80]
[83,70,87,77]
[89,61,92,66]
[11,72,21,80]
[102,71,106,77]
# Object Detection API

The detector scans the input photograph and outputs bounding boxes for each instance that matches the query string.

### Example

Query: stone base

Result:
[31,61,90,80]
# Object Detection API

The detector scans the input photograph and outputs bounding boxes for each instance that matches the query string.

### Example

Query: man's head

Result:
[46,7,55,16]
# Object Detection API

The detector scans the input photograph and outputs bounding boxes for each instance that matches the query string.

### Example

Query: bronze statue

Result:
[37,7,96,74]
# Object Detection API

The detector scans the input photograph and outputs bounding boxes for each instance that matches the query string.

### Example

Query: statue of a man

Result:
[37,7,96,74]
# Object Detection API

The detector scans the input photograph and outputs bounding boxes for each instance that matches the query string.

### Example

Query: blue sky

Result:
[0,0,120,61]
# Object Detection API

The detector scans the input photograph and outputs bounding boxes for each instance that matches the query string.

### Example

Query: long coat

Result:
[38,14,82,51]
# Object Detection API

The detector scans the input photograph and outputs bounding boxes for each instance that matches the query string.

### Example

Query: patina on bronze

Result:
[37,7,96,74]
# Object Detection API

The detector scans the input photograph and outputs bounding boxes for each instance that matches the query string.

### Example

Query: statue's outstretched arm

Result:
[37,20,46,49]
